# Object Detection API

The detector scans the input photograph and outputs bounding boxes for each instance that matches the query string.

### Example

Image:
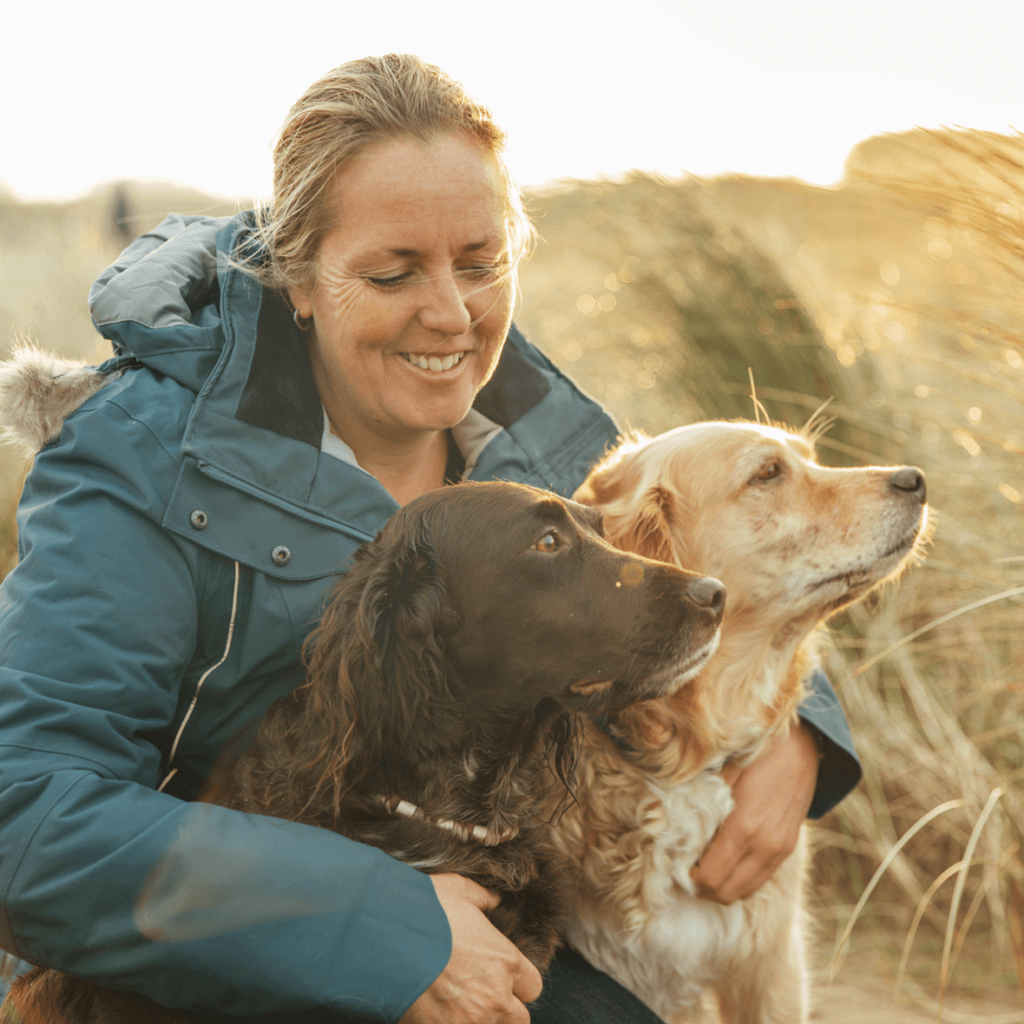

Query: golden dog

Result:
[551,420,929,1023]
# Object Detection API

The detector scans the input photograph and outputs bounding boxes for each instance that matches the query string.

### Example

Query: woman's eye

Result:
[755,462,782,482]
[459,263,504,282]
[532,532,560,553]
[366,274,411,290]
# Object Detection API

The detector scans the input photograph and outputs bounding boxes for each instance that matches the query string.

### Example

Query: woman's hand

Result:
[689,722,819,905]
[399,873,542,1024]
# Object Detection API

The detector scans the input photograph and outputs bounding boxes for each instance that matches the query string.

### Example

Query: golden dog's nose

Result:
[890,467,927,503]
[686,577,727,620]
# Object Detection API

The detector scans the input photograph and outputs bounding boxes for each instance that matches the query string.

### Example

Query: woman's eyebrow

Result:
[383,239,499,258]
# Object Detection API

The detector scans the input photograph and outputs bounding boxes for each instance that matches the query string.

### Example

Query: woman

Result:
[0,55,859,1022]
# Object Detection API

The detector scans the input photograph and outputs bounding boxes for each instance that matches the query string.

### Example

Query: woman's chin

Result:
[390,354,490,430]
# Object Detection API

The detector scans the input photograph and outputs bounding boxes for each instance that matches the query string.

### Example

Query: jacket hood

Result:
[88,213,235,394]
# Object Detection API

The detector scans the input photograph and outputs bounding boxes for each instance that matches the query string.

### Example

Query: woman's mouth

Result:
[401,351,466,372]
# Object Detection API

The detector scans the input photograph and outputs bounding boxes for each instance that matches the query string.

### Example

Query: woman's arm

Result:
[690,671,861,904]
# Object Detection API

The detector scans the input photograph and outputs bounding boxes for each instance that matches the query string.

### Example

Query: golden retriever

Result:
[550,420,929,1024]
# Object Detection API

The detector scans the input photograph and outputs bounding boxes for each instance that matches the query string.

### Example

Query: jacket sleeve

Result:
[798,669,862,820]
[0,394,450,1021]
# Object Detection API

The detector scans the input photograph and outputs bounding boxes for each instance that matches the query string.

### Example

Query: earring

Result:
[293,308,312,332]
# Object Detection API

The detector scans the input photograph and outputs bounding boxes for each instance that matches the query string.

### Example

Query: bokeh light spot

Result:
[879,260,900,286]
[619,563,645,588]
[953,429,982,457]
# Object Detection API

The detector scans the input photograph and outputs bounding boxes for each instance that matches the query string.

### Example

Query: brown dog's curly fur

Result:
[8,480,725,1023]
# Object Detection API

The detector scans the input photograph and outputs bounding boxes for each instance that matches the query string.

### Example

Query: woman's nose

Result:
[419,273,473,336]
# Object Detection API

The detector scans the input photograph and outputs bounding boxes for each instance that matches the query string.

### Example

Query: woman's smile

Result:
[400,350,467,372]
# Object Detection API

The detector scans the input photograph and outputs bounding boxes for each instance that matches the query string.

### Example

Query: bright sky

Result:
[3,0,1021,203]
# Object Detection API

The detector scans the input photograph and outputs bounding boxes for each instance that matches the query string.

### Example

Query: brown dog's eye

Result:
[532,531,560,553]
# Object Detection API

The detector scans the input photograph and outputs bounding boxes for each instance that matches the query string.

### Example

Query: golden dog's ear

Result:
[575,435,648,506]
[615,485,678,564]
[575,452,624,506]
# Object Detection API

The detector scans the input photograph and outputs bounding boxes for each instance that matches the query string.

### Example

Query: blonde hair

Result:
[244,54,533,293]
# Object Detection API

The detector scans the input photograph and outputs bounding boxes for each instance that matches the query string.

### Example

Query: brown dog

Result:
[550,422,929,1023]
[7,480,725,1023]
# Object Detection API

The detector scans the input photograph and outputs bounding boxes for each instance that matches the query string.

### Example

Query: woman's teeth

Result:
[403,351,465,372]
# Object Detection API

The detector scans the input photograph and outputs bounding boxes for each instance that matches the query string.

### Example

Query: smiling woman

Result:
[290,134,515,503]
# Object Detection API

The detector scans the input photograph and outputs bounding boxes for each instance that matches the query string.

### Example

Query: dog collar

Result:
[376,795,519,847]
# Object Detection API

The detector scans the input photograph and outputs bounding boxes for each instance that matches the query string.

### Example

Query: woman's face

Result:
[290,133,514,451]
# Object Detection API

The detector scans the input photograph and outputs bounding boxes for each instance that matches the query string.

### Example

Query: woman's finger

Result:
[512,953,543,1006]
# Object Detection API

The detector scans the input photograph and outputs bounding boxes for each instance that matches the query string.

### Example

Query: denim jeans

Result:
[529,946,662,1023]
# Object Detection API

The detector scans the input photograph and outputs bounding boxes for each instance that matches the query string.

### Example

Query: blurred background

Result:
[3,2,1023,1019]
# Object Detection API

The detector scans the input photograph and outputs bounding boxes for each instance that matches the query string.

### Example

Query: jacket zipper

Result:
[157,559,241,793]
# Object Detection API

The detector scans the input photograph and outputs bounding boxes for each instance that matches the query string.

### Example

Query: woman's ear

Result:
[288,284,313,321]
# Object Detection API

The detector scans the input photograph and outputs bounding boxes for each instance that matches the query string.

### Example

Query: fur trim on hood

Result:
[0,345,117,458]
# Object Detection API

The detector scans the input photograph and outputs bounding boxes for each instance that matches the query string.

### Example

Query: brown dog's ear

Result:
[298,520,455,801]
[350,525,454,770]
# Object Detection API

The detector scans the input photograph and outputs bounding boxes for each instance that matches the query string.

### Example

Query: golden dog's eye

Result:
[755,462,782,482]
[532,531,560,553]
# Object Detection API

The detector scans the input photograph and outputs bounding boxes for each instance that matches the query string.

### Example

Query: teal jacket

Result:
[0,213,860,1018]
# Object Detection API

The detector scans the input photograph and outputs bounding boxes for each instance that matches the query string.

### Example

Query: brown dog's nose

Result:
[686,577,726,620]
[890,467,927,503]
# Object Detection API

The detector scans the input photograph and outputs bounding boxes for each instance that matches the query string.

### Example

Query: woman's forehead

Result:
[328,134,507,238]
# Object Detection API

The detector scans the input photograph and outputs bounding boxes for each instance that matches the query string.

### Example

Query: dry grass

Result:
[805,131,1024,1012]
[2,132,1023,1015]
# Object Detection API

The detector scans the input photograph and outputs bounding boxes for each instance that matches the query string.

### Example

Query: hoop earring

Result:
[293,308,312,332]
